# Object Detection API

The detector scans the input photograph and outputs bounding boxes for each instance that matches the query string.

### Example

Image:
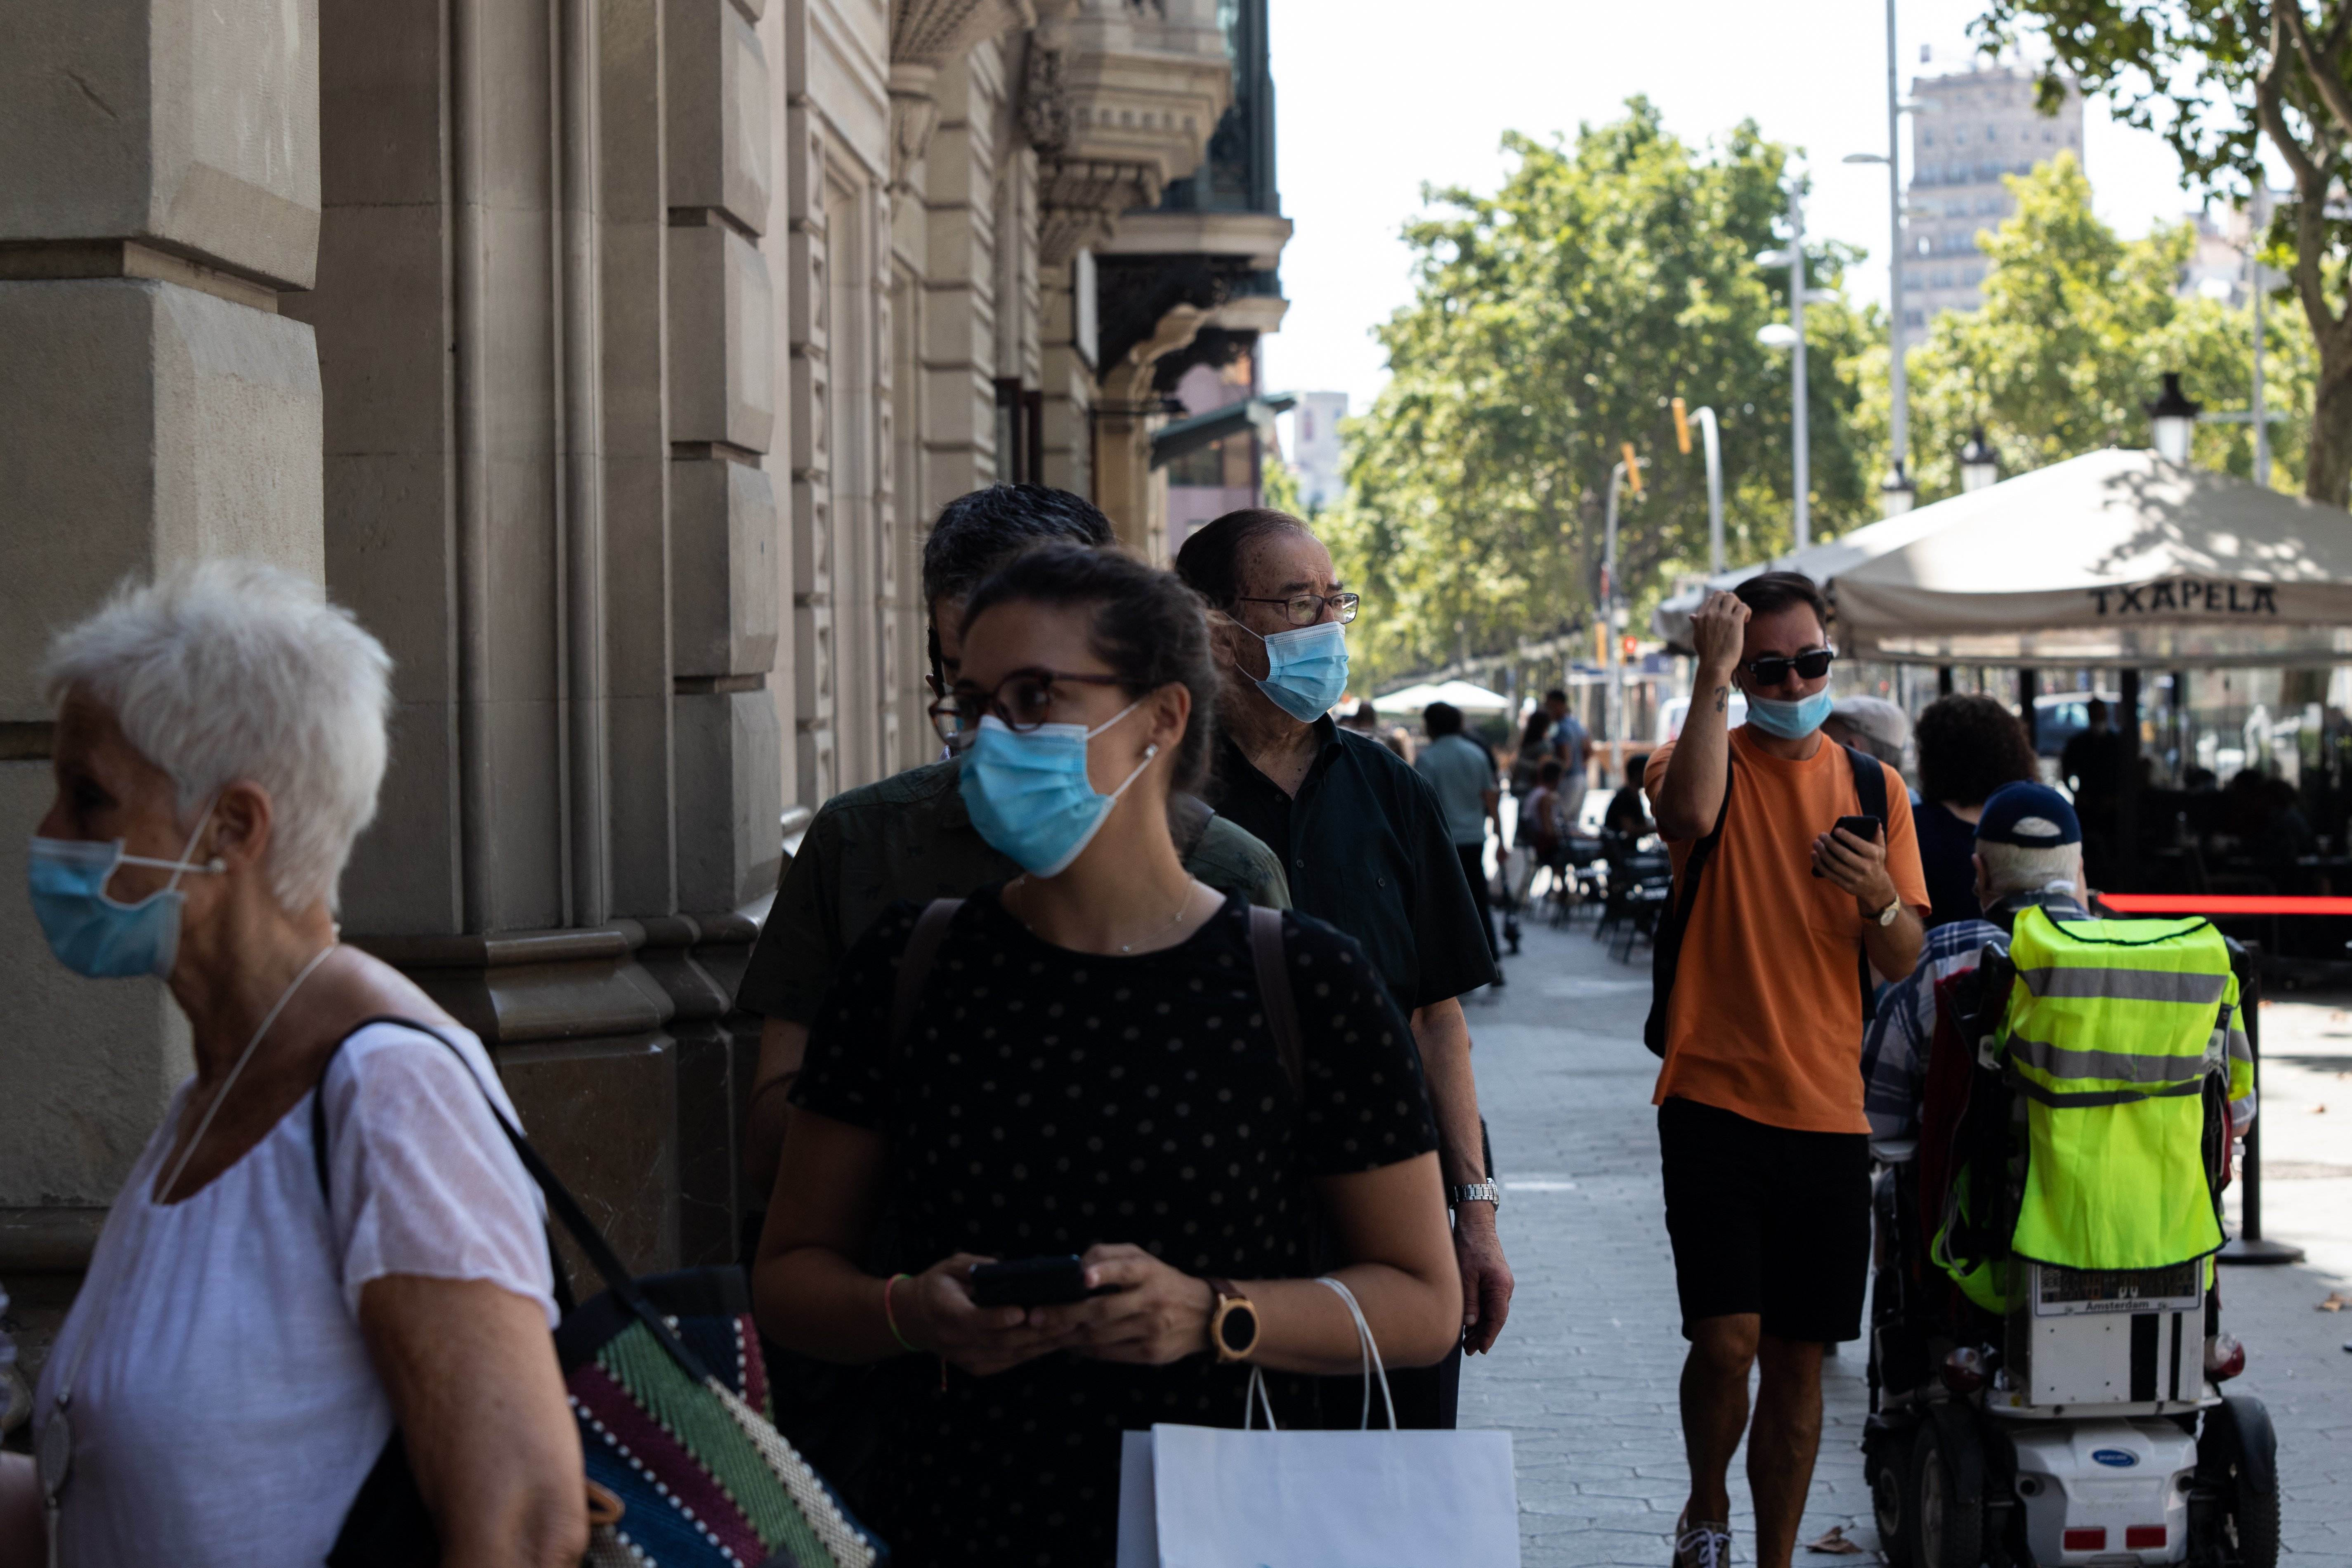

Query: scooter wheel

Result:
[1909,1424,1983,1568]
[2197,1397,2280,1568]
[1868,1433,1914,1567]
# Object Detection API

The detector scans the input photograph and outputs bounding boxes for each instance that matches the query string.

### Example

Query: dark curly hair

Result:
[959,543,1217,797]
[1915,693,2039,809]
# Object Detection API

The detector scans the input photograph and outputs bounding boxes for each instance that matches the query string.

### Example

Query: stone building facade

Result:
[0,0,1287,1337]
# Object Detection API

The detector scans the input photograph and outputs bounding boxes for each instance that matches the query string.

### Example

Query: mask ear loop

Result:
[99,800,225,908]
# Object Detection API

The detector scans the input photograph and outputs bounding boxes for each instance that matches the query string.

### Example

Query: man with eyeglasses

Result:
[1174,507,1509,1433]
[1642,571,1927,1568]
[734,486,1288,1208]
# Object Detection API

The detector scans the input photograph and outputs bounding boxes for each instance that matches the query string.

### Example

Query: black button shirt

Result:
[1207,718,1498,1013]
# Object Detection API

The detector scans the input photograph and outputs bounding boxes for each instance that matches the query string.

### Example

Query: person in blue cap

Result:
[1860,781,2095,1160]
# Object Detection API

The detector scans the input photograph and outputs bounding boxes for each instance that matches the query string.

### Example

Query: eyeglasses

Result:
[1233,591,1360,628]
[1741,649,1835,688]
[929,668,1132,747]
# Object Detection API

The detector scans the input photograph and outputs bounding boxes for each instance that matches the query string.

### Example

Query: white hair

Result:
[1977,839,2083,902]
[43,560,393,914]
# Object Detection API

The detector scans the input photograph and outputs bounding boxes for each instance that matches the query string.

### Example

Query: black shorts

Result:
[1658,1096,1872,1344]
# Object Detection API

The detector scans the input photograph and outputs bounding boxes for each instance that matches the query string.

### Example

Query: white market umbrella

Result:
[1830,448,2352,668]
[1370,678,1514,715]
[1650,502,1966,647]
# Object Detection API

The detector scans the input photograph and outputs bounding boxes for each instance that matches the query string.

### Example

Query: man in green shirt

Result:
[734,484,1289,1197]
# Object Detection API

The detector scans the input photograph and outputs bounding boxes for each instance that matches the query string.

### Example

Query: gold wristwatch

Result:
[1204,1277,1260,1364]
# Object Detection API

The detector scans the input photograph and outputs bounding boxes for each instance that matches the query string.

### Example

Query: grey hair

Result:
[42,560,394,914]
[1977,839,2083,903]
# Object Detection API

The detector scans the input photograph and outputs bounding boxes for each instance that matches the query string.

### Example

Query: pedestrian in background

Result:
[1,563,583,1568]
[1417,700,1506,982]
[753,545,1459,1566]
[1545,687,1592,816]
[1910,694,2041,929]
[1644,574,1927,1568]
[1509,707,1554,794]
[1175,507,1512,1428]
[1822,694,1911,777]
[1603,753,1654,838]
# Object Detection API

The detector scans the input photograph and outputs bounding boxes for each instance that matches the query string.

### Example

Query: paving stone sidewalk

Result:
[1456,912,2352,1568]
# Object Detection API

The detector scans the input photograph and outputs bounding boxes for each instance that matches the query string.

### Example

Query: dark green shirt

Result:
[1207,718,1497,1013]
[734,758,1292,1023]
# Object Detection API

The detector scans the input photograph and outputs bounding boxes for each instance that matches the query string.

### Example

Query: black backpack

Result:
[1642,744,1889,1058]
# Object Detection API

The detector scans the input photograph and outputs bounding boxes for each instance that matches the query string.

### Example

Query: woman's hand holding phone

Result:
[1027,1243,1214,1366]
[895,1252,1077,1377]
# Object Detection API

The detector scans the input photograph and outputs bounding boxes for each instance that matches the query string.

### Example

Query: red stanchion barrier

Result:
[2098,893,2352,917]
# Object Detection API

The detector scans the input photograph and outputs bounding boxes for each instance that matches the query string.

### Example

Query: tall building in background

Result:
[1290,391,1347,511]
[1901,61,2084,344]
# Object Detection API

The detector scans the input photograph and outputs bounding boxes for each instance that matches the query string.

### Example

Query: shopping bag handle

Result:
[1240,1365,1280,1431]
[1316,1276,1399,1431]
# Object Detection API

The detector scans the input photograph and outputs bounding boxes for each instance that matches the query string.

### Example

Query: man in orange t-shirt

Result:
[1643,572,1927,1568]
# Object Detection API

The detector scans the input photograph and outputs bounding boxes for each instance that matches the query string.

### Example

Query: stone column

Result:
[0,0,325,1353]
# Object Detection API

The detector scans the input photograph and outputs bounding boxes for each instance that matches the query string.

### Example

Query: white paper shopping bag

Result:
[1112,1276,1521,1568]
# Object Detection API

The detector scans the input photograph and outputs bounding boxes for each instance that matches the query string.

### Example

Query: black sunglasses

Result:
[1741,649,1835,687]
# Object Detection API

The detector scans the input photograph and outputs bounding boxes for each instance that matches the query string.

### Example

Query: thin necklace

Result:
[37,941,340,1560]
[1005,876,1198,954]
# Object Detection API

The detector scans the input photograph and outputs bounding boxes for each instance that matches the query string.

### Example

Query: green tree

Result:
[1977,0,2352,503]
[1325,99,1875,686]
[1847,153,2314,498]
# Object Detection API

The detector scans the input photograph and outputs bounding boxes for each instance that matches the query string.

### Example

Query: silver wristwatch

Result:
[1450,1180,1501,1208]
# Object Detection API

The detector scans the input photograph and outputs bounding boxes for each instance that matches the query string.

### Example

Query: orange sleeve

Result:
[1879,762,1932,913]
[1641,740,1677,804]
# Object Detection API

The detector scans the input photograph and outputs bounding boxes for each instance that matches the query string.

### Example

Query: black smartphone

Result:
[1811,814,1883,877]
[967,1254,1096,1308]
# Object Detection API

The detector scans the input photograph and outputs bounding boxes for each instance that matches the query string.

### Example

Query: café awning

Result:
[1370,678,1515,714]
[1830,449,2352,668]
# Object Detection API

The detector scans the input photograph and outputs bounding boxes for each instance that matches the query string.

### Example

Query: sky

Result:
[1260,0,2231,428]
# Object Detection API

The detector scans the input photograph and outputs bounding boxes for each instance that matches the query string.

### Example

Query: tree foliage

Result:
[1323,100,1875,686]
[1976,0,2352,502]
[1847,153,2314,499]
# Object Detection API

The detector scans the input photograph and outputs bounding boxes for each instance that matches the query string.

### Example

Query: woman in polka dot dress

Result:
[753,544,1462,1565]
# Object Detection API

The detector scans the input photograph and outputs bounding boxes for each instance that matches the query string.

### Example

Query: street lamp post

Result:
[1843,0,1913,518]
[2148,373,2201,464]
[1673,398,1726,574]
[1757,187,1816,550]
[1602,453,1642,763]
[1960,426,1999,491]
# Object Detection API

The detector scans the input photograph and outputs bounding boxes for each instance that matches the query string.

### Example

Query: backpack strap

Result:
[1643,754,1733,1057]
[1843,744,1892,1024]
[891,898,965,1048]
[1247,904,1305,1098]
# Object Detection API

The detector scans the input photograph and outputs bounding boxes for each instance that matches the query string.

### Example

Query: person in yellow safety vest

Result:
[1860,783,2256,1308]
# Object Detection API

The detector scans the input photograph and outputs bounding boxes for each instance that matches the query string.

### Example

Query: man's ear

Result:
[1203,608,1242,671]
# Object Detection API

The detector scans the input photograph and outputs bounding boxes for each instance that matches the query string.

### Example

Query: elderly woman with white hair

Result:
[0,562,586,1567]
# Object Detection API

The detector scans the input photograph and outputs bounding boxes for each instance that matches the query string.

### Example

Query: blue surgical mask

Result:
[27,808,222,979]
[959,703,1159,877]
[1241,619,1349,723]
[1743,685,1836,741]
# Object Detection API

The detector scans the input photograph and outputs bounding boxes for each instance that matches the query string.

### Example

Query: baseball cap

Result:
[1975,782,2081,849]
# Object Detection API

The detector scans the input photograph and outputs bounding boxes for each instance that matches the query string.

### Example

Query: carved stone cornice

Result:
[1021,0,1233,265]
[888,0,1043,185]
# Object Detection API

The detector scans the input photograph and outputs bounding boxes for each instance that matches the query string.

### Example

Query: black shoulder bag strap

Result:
[1644,755,1733,1058]
[1844,744,1891,1026]
[890,897,966,1048]
[1247,904,1306,1098]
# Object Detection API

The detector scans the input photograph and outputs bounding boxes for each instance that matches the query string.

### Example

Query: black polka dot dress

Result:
[791,886,1440,1566]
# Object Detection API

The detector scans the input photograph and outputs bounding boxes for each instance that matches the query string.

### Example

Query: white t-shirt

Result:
[33,1020,557,1568]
